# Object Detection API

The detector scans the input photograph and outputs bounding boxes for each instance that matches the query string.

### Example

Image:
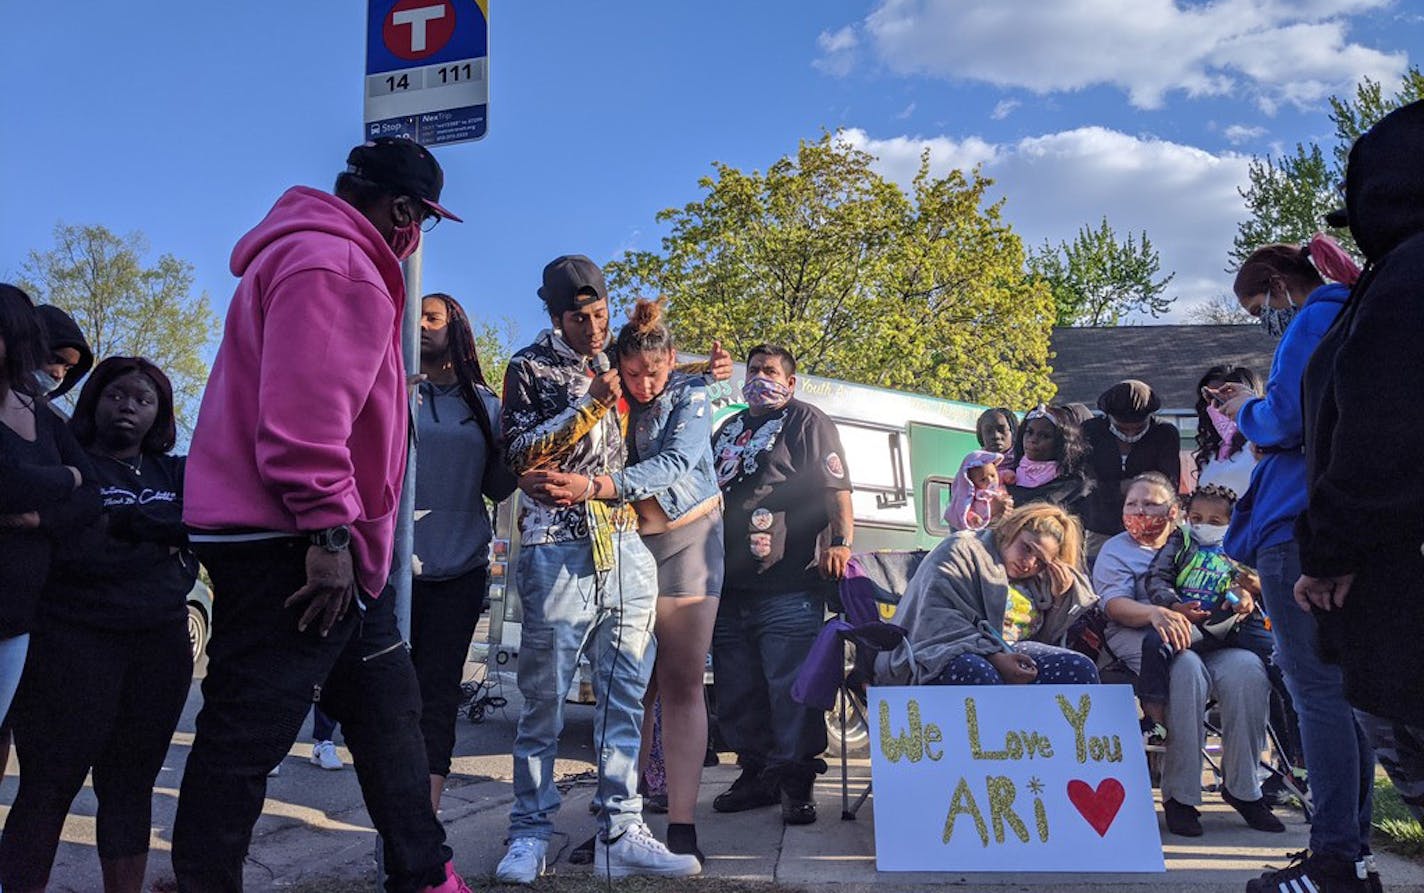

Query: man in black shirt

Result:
[710,344,853,825]
[1080,380,1181,557]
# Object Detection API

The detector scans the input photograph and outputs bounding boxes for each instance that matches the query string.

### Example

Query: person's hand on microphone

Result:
[589,369,621,408]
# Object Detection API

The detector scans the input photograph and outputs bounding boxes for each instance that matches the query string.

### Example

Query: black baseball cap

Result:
[345,137,462,222]
[538,255,608,314]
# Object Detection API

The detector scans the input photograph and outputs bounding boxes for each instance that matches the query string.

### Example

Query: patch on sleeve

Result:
[825,451,846,480]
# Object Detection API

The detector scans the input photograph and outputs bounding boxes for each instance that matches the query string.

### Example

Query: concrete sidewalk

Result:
[6,667,1423,892]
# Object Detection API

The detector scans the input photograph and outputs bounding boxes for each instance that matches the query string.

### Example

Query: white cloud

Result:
[813,26,858,76]
[897,101,917,119]
[821,0,1407,111]
[1223,123,1268,144]
[990,99,1020,120]
[840,126,1254,319]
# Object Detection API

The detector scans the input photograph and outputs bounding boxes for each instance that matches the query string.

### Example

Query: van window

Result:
[922,475,954,536]
[834,420,915,529]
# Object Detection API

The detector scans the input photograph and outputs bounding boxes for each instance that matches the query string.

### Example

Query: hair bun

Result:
[629,297,664,333]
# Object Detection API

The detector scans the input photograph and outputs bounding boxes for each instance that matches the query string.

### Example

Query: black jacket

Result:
[1006,470,1093,521]
[1080,417,1181,535]
[0,403,100,637]
[1298,99,1424,725]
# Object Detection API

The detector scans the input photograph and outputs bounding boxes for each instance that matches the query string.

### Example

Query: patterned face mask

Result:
[1123,512,1170,545]
[742,377,791,410]
[1260,304,1298,338]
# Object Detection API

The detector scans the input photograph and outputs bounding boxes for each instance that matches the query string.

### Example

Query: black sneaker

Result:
[1163,798,1202,836]
[780,773,817,826]
[1222,788,1286,833]
[1246,850,1369,893]
[712,764,778,813]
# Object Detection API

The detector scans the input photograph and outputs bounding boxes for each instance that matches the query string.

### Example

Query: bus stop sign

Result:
[365,0,488,146]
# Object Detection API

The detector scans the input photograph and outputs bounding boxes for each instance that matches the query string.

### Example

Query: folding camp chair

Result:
[792,550,928,820]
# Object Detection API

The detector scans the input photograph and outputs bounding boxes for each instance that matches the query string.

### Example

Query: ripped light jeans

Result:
[508,536,658,840]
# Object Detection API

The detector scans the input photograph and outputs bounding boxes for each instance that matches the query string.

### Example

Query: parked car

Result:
[187,578,213,666]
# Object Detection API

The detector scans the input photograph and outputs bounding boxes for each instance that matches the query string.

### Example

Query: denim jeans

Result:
[174,539,449,893]
[0,633,29,726]
[311,705,338,742]
[509,536,657,840]
[1258,540,1374,861]
[712,590,827,780]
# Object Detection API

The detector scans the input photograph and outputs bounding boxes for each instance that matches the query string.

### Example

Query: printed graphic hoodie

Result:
[184,187,407,598]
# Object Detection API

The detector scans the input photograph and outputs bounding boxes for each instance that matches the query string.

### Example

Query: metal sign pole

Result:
[393,242,423,640]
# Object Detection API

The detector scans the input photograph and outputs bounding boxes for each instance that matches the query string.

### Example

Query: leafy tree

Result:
[1026,217,1175,326]
[1230,144,1344,264]
[471,315,517,386]
[1328,66,1424,172]
[1186,294,1255,325]
[20,223,218,431]
[1232,66,1424,266]
[606,133,1055,406]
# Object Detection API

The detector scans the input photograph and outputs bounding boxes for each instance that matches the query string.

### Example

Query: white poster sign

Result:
[868,684,1164,873]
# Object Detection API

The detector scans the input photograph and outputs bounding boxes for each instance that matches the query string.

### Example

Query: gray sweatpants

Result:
[1161,647,1271,806]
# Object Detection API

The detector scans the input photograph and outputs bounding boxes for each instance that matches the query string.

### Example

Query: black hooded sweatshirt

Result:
[1297,99,1424,725]
[35,306,93,399]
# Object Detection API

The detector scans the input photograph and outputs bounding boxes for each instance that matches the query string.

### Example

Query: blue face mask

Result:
[32,370,60,396]
[1260,304,1298,338]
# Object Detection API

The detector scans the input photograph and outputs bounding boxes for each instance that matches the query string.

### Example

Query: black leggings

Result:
[0,617,191,890]
[410,568,487,777]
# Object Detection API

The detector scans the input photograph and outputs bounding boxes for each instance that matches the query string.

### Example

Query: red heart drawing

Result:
[1067,778,1126,837]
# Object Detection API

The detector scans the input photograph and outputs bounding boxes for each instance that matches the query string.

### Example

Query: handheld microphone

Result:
[592,352,611,374]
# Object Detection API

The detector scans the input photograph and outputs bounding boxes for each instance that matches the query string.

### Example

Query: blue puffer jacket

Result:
[612,371,720,521]
[1223,282,1349,567]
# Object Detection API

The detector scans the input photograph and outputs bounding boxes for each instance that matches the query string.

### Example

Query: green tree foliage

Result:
[1231,144,1343,264]
[470,315,517,387]
[20,223,219,431]
[1026,217,1175,326]
[1232,66,1424,266]
[606,133,1055,406]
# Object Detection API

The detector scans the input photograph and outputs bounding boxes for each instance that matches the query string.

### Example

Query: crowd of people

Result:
[0,100,1421,893]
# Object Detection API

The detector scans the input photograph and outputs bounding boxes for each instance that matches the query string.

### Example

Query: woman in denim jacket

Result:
[583,298,723,863]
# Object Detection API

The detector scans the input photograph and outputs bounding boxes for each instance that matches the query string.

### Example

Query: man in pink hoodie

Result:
[174,138,470,893]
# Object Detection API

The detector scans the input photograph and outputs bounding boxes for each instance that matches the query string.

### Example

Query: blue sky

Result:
[2,1,1419,352]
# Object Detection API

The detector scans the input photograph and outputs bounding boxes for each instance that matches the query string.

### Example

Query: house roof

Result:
[1049,325,1276,411]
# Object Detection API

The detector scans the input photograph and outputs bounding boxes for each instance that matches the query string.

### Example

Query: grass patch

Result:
[1373,774,1424,858]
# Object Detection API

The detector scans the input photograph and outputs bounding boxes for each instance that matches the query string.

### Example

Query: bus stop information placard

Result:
[365,0,488,146]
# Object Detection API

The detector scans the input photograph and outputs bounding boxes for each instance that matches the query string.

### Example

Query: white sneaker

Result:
[595,822,701,878]
[310,739,344,771]
[494,837,547,885]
